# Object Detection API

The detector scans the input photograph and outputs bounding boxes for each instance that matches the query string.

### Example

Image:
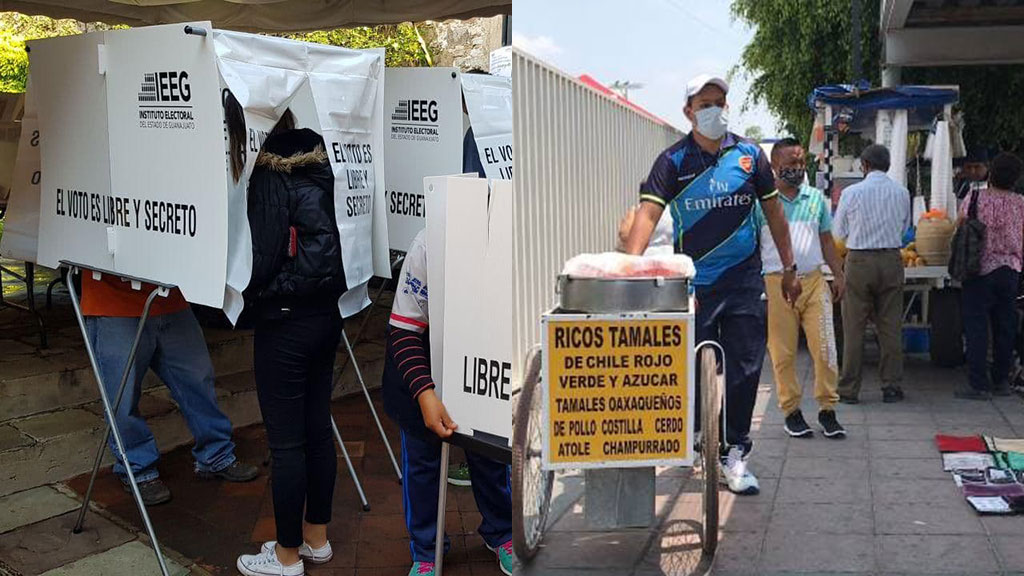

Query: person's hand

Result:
[418,389,457,439]
[782,270,802,305]
[617,205,638,251]
[831,272,846,302]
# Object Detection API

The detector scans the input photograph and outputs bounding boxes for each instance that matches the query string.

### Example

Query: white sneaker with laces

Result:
[261,541,333,564]
[719,445,760,495]
[237,544,305,576]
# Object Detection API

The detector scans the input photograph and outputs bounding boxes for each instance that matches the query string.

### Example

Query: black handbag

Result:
[948,188,987,281]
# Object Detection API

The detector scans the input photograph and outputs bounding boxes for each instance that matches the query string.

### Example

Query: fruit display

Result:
[901,242,928,268]
[915,211,955,267]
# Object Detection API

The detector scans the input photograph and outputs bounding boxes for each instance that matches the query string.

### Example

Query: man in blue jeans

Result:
[624,74,799,495]
[82,272,258,505]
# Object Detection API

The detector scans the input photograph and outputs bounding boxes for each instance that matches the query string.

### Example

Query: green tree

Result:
[731,0,1024,152]
[0,12,121,93]
[285,24,433,68]
[743,125,764,142]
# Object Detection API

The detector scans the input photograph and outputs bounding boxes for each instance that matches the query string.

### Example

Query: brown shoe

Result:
[197,460,259,482]
[122,478,172,506]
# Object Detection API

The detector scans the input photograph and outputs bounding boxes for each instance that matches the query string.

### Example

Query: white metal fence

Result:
[511,48,682,369]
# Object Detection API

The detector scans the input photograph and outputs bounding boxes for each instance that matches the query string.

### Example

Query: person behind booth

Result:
[80,277,259,506]
[956,148,990,200]
[622,74,800,496]
[234,108,347,576]
[462,68,487,179]
[956,152,1024,400]
[382,229,515,576]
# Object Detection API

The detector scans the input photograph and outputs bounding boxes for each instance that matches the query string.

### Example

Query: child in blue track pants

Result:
[382,229,515,576]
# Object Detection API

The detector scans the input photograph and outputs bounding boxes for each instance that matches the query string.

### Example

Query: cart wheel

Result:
[512,347,554,562]
[700,347,720,556]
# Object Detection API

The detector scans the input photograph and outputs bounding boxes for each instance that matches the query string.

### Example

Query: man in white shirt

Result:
[755,138,847,438]
[832,144,912,404]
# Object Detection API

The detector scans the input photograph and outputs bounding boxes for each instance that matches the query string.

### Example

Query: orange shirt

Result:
[80,271,190,318]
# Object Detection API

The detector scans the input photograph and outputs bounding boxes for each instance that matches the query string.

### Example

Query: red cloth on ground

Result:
[935,434,987,453]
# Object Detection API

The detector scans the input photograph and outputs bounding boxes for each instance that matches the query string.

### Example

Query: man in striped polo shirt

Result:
[755,138,847,439]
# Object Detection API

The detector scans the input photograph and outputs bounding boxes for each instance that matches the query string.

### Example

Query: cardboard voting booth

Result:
[17,23,386,321]
[383,68,463,254]
[462,73,512,181]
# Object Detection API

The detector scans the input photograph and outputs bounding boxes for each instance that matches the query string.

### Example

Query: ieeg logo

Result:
[138,71,192,103]
[137,71,195,130]
[391,99,438,124]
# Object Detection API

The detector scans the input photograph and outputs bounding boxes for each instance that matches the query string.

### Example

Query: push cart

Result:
[511,274,724,561]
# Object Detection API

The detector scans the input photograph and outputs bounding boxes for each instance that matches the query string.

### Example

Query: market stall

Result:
[809,83,964,365]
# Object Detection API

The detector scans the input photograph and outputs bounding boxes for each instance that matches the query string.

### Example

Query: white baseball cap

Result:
[686,74,729,102]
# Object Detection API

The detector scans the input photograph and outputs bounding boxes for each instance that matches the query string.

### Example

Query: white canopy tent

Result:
[0,0,510,32]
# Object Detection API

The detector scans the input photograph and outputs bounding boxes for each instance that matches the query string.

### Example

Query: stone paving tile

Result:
[780,457,869,480]
[874,502,984,535]
[0,511,133,575]
[784,436,868,459]
[38,540,190,576]
[864,410,936,426]
[868,439,938,459]
[875,535,1000,574]
[993,535,1024,571]
[706,530,763,574]
[871,478,963,505]
[869,457,951,480]
[0,485,80,533]
[525,530,651,570]
[775,476,871,505]
[0,424,33,452]
[867,424,942,441]
[979,514,1024,535]
[768,502,873,535]
[11,409,103,441]
[762,532,874,572]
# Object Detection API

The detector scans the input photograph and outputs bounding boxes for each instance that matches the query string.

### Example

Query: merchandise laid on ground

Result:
[936,434,1024,514]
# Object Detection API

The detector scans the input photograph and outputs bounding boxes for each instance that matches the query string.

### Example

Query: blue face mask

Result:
[694,106,728,140]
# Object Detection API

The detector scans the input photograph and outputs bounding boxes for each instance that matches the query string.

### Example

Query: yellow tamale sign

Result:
[542,314,693,469]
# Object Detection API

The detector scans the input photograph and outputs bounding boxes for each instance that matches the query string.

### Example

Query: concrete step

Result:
[0,333,386,497]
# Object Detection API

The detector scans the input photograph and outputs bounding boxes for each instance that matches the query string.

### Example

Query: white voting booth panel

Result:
[22,24,385,318]
[0,79,40,263]
[383,67,462,254]
[426,175,513,447]
[462,74,512,181]
[32,24,228,308]
[213,30,386,320]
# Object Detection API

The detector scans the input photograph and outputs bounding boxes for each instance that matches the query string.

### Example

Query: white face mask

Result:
[694,105,728,140]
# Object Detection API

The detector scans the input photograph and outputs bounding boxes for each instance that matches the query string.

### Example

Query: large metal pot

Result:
[556,275,691,314]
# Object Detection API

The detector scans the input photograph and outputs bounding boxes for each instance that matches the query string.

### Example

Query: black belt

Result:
[849,248,899,253]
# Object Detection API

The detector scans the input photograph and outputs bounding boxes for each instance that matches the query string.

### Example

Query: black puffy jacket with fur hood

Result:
[245,128,346,315]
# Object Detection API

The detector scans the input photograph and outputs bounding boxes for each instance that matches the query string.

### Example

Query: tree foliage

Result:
[731,0,1024,152]
[285,24,432,68]
[731,0,881,143]
[0,12,124,93]
[743,125,764,142]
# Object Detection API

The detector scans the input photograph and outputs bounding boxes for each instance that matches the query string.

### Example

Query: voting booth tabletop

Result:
[59,392,503,576]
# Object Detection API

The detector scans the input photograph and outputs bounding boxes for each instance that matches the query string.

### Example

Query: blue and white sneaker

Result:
[720,445,760,495]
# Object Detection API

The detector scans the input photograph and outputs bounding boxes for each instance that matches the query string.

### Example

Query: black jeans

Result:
[254,307,343,548]
[963,266,1020,392]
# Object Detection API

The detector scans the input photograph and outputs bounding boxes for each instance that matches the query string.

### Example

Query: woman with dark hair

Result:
[235,110,345,576]
[957,152,1024,400]
[223,90,247,184]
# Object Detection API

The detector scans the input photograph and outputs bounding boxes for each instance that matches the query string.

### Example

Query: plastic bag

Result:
[562,252,696,279]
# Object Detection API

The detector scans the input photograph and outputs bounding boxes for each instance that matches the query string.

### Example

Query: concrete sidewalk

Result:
[518,353,1024,576]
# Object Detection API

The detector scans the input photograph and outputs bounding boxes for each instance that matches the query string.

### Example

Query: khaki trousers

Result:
[838,249,904,397]
[766,271,839,415]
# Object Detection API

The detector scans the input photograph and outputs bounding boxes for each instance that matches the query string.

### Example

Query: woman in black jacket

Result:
[236,110,346,576]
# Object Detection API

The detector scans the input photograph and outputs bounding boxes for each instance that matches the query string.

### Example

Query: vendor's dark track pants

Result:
[399,427,512,563]
[694,286,767,454]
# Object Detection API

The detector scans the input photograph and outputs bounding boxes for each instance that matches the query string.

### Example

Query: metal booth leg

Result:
[331,417,371,512]
[342,329,403,483]
[73,284,163,533]
[434,441,451,576]
[65,268,170,576]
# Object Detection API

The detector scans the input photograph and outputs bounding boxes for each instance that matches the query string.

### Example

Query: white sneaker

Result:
[237,544,304,576]
[261,541,333,564]
[719,445,760,495]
